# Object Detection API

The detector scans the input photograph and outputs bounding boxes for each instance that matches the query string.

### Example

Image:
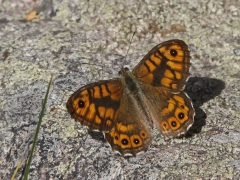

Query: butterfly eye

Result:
[178,112,184,119]
[78,100,85,108]
[124,67,129,71]
[118,67,129,75]
[170,49,177,57]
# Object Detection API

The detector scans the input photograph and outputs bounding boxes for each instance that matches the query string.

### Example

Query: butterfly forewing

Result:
[66,79,123,132]
[133,39,190,93]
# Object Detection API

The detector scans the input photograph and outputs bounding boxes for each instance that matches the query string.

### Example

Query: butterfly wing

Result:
[133,39,190,93]
[105,91,152,157]
[67,79,152,156]
[158,91,194,136]
[141,85,195,137]
[132,39,194,137]
[66,79,123,132]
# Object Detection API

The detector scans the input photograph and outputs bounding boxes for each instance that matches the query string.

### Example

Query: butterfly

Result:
[66,39,195,157]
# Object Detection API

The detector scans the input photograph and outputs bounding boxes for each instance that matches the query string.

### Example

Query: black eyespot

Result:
[115,136,118,140]
[78,100,85,108]
[180,105,184,109]
[171,121,177,127]
[122,139,128,145]
[178,112,184,119]
[141,132,146,137]
[134,138,139,144]
[170,49,177,56]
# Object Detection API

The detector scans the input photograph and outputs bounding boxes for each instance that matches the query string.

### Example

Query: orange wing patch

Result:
[159,44,184,62]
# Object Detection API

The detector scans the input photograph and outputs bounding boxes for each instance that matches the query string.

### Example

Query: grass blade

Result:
[21,76,53,180]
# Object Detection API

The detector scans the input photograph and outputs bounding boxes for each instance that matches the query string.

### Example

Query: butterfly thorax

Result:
[121,71,138,94]
[119,69,154,127]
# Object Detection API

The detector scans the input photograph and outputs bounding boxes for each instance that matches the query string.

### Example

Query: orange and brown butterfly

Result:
[66,39,195,157]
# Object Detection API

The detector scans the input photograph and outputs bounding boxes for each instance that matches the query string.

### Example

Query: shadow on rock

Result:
[184,76,225,137]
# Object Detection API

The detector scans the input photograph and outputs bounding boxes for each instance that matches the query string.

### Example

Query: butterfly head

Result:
[118,66,130,76]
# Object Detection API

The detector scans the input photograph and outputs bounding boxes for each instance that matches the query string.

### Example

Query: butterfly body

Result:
[67,39,195,156]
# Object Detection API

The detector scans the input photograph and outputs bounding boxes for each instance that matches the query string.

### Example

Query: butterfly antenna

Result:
[125,31,136,61]
[120,31,136,73]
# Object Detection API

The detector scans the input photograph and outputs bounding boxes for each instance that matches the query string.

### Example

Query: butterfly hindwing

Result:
[138,85,195,137]
[105,92,152,156]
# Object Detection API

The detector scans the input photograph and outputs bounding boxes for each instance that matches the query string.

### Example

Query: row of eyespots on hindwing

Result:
[160,94,190,132]
[108,125,148,149]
